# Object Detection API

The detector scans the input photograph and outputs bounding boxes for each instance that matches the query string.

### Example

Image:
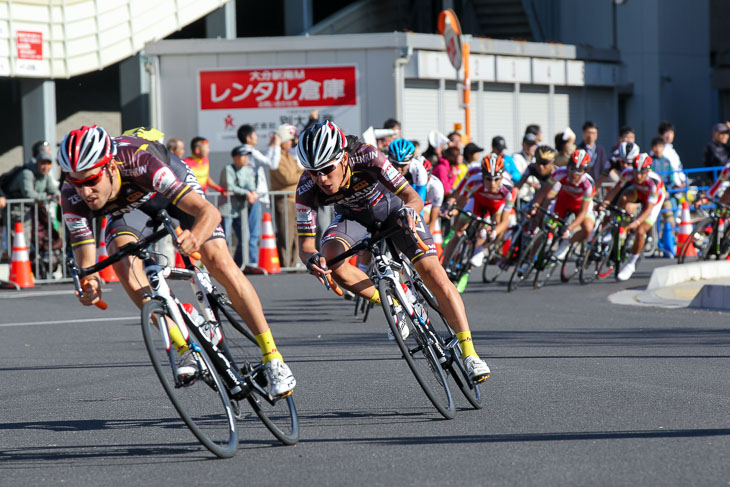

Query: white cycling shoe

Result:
[617,262,636,281]
[387,306,411,341]
[265,359,297,397]
[176,350,199,383]
[463,355,491,383]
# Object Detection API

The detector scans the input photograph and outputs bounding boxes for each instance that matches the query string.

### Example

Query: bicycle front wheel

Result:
[508,231,544,292]
[560,241,584,283]
[214,298,299,445]
[678,218,715,264]
[141,300,238,458]
[378,280,455,419]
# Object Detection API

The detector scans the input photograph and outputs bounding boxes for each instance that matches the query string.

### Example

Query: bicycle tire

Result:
[508,231,544,292]
[533,241,558,290]
[141,299,238,458]
[445,235,469,283]
[579,226,612,285]
[678,218,715,264]
[408,276,482,409]
[214,297,299,445]
[614,230,639,280]
[560,241,584,283]
[378,280,455,419]
[481,242,503,283]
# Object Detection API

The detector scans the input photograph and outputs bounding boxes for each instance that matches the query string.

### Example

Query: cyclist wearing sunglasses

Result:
[296,121,490,383]
[443,153,514,272]
[601,153,665,281]
[58,125,296,396]
[531,149,596,260]
[514,145,557,205]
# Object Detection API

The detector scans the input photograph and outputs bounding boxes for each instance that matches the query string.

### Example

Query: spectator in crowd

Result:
[423,130,449,170]
[220,146,258,267]
[433,146,462,194]
[4,149,59,202]
[525,124,543,144]
[704,122,730,168]
[411,140,421,158]
[270,124,303,268]
[608,126,636,177]
[512,133,538,204]
[237,124,282,268]
[554,128,576,167]
[577,121,609,184]
[377,118,401,155]
[456,142,481,184]
[166,137,185,159]
[649,136,678,234]
[658,120,686,190]
[183,137,226,195]
[447,131,464,152]
[490,136,519,183]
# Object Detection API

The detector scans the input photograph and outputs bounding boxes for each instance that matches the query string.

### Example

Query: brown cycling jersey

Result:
[61,135,197,248]
[295,143,409,237]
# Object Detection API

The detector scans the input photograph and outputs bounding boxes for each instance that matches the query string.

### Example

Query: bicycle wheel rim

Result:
[679,219,714,264]
[141,300,238,458]
[215,299,299,445]
[481,245,503,283]
[378,280,455,419]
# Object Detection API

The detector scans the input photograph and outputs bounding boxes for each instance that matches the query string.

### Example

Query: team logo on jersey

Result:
[152,167,180,195]
[63,213,89,237]
[297,179,315,195]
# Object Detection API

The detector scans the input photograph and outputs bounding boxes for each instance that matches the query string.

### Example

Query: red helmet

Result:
[633,153,653,172]
[58,125,116,173]
[481,153,505,178]
[570,149,591,171]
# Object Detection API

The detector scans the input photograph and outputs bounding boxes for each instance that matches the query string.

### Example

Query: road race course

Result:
[1,259,729,486]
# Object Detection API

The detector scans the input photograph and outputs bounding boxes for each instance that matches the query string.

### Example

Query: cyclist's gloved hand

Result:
[398,206,419,231]
[76,275,102,307]
[488,230,498,242]
[561,229,571,240]
[306,252,330,284]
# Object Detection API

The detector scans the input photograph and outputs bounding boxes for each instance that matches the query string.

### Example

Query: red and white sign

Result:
[438,10,462,71]
[198,65,361,151]
[17,31,42,60]
[200,66,357,110]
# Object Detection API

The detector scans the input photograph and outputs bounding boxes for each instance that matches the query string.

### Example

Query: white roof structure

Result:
[0,0,231,78]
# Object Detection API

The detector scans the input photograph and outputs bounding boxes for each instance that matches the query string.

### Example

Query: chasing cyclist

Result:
[530,149,596,262]
[59,125,296,396]
[601,153,665,281]
[295,121,490,383]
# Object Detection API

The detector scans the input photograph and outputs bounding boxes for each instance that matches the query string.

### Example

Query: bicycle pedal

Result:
[278,389,294,398]
[473,373,490,384]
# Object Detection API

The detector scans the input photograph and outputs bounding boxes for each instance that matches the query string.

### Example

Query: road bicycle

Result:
[69,210,298,458]
[578,203,636,284]
[482,208,530,284]
[507,206,566,292]
[442,206,492,290]
[324,216,483,420]
[677,198,730,263]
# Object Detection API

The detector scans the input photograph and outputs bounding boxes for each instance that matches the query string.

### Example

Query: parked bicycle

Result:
[69,210,298,458]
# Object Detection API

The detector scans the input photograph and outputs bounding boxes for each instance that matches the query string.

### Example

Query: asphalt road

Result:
[1,258,729,486]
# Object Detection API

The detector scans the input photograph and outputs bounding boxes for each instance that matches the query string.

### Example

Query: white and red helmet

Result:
[297,120,347,170]
[58,125,116,173]
[633,153,653,172]
[570,149,591,171]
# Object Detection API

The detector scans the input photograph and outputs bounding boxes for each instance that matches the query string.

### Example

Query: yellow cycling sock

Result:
[367,289,381,304]
[456,331,477,359]
[168,325,189,354]
[255,329,283,364]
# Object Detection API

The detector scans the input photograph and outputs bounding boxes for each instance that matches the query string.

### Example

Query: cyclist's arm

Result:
[395,183,424,214]
[602,181,622,205]
[532,181,554,208]
[514,170,530,191]
[173,190,221,255]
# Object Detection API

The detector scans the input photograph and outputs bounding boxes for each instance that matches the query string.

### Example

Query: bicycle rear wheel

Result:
[508,231,544,292]
[409,277,482,409]
[481,242,504,283]
[678,218,715,264]
[141,299,237,458]
[378,280,455,419]
[560,241,584,283]
[214,297,299,445]
[579,228,612,285]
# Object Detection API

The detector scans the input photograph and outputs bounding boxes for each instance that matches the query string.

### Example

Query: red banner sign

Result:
[200,66,357,110]
[17,31,42,60]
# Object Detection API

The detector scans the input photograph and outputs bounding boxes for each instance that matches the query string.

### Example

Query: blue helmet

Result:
[387,138,415,165]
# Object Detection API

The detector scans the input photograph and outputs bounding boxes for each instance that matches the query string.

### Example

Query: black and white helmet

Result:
[58,125,116,173]
[297,121,347,170]
[618,141,639,162]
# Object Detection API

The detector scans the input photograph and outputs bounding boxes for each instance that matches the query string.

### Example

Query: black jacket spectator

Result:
[704,123,730,168]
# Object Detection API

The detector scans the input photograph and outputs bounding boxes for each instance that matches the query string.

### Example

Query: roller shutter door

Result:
[481,84,516,153]
[403,79,439,147]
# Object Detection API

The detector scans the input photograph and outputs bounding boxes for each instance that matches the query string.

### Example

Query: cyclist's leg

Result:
[320,217,374,298]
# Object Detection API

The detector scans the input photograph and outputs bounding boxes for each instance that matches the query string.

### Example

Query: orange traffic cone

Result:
[175,251,186,269]
[676,200,696,257]
[433,218,443,260]
[9,222,34,288]
[257,212,281,274]
[97,217,119,282]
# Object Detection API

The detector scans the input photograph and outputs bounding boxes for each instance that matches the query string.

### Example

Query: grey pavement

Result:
[0,256,729,486]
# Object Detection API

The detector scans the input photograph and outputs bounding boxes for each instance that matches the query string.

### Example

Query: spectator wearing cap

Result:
[237,124,282,268]
[704,122,730,168]
[577,121,609,184]
[658,120,686,190]
[270,124,303,268]
[5,147,59,203]
[525,124,543,144]
[166,137,185,159]
[457,142,483,185]
[608,126,636,179]
[183,137,226,195]
[554,128,576,167]
[491,136,520,183]
[422,130,449,169]
[220,145,258,267]
[511,133,537,179]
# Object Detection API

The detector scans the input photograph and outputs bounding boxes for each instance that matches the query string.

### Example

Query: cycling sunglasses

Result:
[569,166,587,174]
[67,166,108,187]
[481,174,502,182]
[307,152,345,177]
